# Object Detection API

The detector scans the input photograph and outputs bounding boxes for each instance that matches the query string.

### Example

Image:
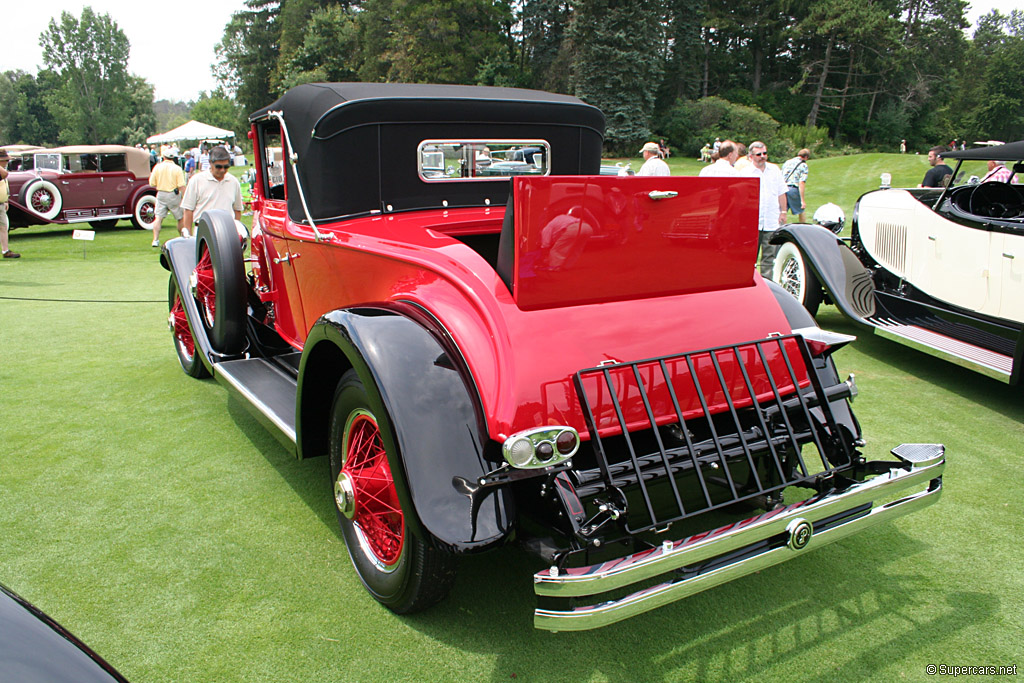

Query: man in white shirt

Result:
[181,146,243,237]
[699,140,739,177]
[636,142,671,176]
[740,141,787,277]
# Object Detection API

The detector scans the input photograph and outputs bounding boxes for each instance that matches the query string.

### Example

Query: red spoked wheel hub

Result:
[335,410,405,567]
[138,200,156,225]
[30,188,54,213]
[192,246,216,329]
[169,289,196,357]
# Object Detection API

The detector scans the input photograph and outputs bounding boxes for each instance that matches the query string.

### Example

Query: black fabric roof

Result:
[941,140,1024,160]
[248,83,606,223]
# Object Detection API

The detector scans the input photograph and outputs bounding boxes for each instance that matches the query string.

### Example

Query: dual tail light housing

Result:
[502,427,580,469]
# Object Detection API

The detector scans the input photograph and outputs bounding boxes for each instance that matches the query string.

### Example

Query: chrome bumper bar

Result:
[533,444,944,631]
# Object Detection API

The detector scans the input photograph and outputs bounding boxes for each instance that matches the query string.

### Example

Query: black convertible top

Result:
[941,140,1024,161]
[250,83,606,223]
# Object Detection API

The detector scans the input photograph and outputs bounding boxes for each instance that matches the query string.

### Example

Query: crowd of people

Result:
[148,145,243,247]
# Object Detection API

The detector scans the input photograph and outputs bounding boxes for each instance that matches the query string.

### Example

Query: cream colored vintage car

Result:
[771,140,1024,384]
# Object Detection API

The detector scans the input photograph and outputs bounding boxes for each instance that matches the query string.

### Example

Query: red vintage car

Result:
[5,145,156,230]
[161,83,944,631]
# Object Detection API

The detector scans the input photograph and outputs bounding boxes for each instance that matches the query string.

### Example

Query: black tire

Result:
[328,369,456,614]
[131,194,157,230]
[192,211,246,354]
[168,275,210,378]
[773,241,823,316]
[90,219,119,230]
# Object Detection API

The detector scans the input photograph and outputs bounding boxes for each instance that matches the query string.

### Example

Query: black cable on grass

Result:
[0,296,164,303]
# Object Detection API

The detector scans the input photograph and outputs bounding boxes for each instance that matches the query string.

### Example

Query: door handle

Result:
[273,253,299,265]
[648,190,678,200]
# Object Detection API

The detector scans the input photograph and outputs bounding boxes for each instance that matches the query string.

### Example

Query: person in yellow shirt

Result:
[148,149,187,247]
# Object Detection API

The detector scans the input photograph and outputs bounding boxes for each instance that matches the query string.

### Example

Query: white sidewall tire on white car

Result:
[773,241,823,316]
[132,194,157,230]
[23,179,63,221]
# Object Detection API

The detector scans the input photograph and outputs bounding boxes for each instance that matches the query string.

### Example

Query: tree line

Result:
[2,1,1023,157]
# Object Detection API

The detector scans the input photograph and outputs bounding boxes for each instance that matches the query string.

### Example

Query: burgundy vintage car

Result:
[5,145,156,231]
[161,83,945,631]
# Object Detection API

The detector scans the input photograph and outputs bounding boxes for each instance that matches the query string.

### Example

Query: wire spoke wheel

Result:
[341,410,405,568]
[773,241,822,315]
[167,275,209,378]
[329,370,455,613]
[193,247,217,330]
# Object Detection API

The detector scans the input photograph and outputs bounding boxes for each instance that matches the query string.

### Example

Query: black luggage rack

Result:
[571,334,856,534]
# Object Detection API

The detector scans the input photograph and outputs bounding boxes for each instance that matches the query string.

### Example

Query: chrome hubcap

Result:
[334,471,356,519]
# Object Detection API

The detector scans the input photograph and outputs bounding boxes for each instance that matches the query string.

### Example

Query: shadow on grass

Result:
[401,531,997,682]
[226,395,338,531]
[818,308,1024,423]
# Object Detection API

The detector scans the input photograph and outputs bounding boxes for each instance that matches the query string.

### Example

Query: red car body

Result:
[161,83,944,630]
[5,145,156,230]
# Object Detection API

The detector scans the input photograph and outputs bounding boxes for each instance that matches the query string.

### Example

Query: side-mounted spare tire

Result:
[22,179,63,221]
[192,210,247,354]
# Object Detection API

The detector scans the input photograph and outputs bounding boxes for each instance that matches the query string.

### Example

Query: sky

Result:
[3,0,1023,105]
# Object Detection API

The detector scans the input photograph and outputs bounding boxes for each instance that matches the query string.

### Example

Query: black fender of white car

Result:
[298,307,514,554]
[772,224,877,323]
[765,279,862,446]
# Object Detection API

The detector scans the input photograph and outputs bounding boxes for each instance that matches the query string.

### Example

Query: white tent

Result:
[146,120,235,144]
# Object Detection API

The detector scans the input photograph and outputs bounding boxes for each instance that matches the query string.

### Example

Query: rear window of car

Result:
[417,139,550,182]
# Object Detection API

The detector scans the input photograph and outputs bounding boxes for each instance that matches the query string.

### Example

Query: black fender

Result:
[766,278,862,447]
[772,224,876,323]
[298,306,513,554]
[161,236,216,376]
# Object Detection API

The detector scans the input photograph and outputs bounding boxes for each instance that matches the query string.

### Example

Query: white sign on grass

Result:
[72,230,96,241]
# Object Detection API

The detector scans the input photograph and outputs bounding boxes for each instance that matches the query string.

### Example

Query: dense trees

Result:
[0,9,153,146]
[2,2,1023,153]
[208,0,1023,155]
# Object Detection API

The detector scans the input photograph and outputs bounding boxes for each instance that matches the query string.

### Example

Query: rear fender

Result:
[299,307,513,553]
[772,224,876,323]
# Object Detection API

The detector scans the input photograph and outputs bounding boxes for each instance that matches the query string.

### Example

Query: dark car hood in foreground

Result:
[0,583,128,682]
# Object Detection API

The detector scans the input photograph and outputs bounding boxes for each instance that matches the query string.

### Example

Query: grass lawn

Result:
[1,163,1022,682]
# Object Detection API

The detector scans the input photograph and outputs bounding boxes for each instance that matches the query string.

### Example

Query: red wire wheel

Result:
[328,370,455,613]
[193,245,217,330]
[337,410,405,567]
[167,275,209,378]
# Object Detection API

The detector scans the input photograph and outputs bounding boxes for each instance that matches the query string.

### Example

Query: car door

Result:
[907,200,994,314]
[254,124,306,347]
[996,228,1024,323]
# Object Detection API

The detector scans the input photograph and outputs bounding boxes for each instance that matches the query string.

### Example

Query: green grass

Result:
[1,170,1022,682]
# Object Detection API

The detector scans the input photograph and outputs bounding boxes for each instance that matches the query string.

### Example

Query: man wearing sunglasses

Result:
[181,146,243,237]
[740,141,787,277]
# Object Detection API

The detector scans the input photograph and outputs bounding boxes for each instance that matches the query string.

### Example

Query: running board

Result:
[868,317,1013,382]
[214,355,300,454]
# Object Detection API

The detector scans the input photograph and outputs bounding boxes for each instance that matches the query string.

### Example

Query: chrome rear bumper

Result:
[533,444,944,631]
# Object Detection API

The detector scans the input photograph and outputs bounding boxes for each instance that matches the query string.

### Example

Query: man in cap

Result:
[0,149,19,258]
[637,142,670,176]
[148,149,187,247]
[181,146,243,237]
